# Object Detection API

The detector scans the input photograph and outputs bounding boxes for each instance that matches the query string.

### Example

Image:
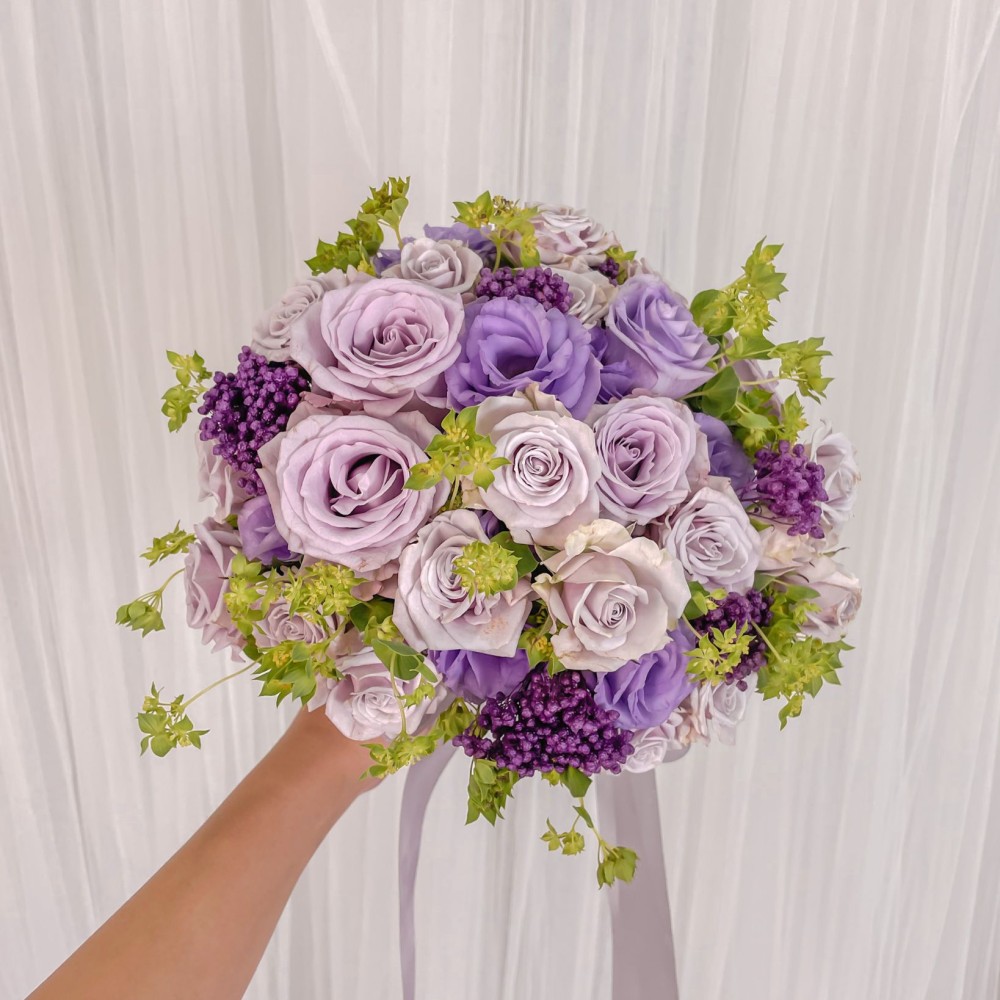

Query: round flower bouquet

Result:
[118,178,860,888]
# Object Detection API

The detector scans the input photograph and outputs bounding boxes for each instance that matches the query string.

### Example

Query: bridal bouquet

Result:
[118,179,860,886]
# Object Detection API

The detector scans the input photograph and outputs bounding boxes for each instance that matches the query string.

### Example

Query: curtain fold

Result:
[2,1,998,997]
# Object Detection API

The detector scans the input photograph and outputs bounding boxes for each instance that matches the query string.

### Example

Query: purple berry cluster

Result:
[198,347,309,496]
[596,255,621,281]
[691,589,773,690]
[747,440,828,538]
[474,266,573,313]
[454,667,635,777]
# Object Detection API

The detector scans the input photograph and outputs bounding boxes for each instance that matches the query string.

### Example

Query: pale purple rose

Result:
[382,238,484,299]
[622,720,690,773]
[593,627,696,729]
[693,412,754,491]
[806,422,860,542]
[313,645,448,741]
[665,480,763,593]
[393,510,533,656]
[255,600,328,648]
[533,520,690,673]
[429,647,533,702]
[757,525,819,576]
[786,556,862,642]
[251,268,370,362]
[475,389,601,547]
[290,278,464,416]
[423,222,496,260]
[445,296,601,419]
[183,518,243,656]
[549,260,617,327]
[196,438,249,519]
[597,276,715,401]
[691,681,750,746]
[590,394,710,525]
[257,410,447,573]
[237,495,293,563]
[531,204,617,265]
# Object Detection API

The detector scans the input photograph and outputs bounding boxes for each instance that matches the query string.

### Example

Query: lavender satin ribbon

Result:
[398,752,679,1000]
[398,746,454,1000]
[596,769,680,1000]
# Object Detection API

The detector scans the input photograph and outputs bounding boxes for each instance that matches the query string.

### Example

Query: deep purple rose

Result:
[592,627,696,729]
[597,276,715,401]
[693,412,754,491]
[237,494,294,563]
[429,648,533,702]
[446,296,601,419]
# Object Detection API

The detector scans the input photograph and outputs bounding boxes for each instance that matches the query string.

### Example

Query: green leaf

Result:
[695,366,740,417]
[561,766,592,798]
[141,522,196,565]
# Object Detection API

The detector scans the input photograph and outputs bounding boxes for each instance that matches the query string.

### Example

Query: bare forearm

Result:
[29,709,374,1000]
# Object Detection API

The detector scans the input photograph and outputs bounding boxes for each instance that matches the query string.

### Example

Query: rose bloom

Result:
[257,410,447,574]
[311,644,449,742]
[592,627,696,729]
[597,276,715,401]
[622,719,691,773]
[693,412,753,492]
[251,268,369,362]
[236,494,293,563]
[381,237,484,300]
[531,204,617,265]
[756,524,819,576]
[393,510,533,656]
[533,520,690,673]
[806,422,860,542]
[475,388,600,547]
[183,518,243,657]
[197,437,249,519]
[428,647,533,702]
[255,600,328,648]
[445,295,601,419]
[549,261,617,327]
[691,681,750,746]
[664,479,763,593]
[290,277,464,415]
[590,394,709,525]
[786,555,862,642]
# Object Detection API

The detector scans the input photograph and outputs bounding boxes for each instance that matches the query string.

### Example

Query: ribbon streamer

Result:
[596,768,680,1000]
[398,751,680,1000]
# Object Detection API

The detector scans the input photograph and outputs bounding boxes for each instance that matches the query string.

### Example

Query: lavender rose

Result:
[533,520,690,673]
[592,627,696,729]
[622,720,691,773]
[236,495,293,563]
[429,647,533,702]
[597,276,715,401]
[807,423,860,542]
[664,480,763,593]
[290,278,464,415]
[786,556,862,642]
[255,600,328,648]
[393,510,532,656]
[183,518,242,656]
[445,296,601,419]
[531,204,617,265]
[423,222,496,260]
[313,645,448,741]
[251,268,369,362]
[693,412,754,491]
[692,681,750,746]
[590,394,709,524]
[382,238,484,299]
[549,262,616,327]
[197,437,249,519]
[257,410,447,573]
[475,388,600,547]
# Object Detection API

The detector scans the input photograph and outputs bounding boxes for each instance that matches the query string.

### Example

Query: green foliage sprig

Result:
[364,699,475,780]
[466,757,519,825]
[755,582,849,728]
[453,532,538,596]
[161,350,211,432]
[137,684,210,757]
[141,522,196,565]
[453,191,541,268]
[115,567,185,636]
[404,406,509,502]
[306,176,410,275]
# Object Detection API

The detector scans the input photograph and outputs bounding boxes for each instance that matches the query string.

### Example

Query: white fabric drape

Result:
[2,1,999,997]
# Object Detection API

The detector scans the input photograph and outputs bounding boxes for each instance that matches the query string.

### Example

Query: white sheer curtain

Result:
[2,1,999,997]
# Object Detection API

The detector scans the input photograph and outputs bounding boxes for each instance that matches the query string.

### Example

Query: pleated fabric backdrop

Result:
[2,1,999,997]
